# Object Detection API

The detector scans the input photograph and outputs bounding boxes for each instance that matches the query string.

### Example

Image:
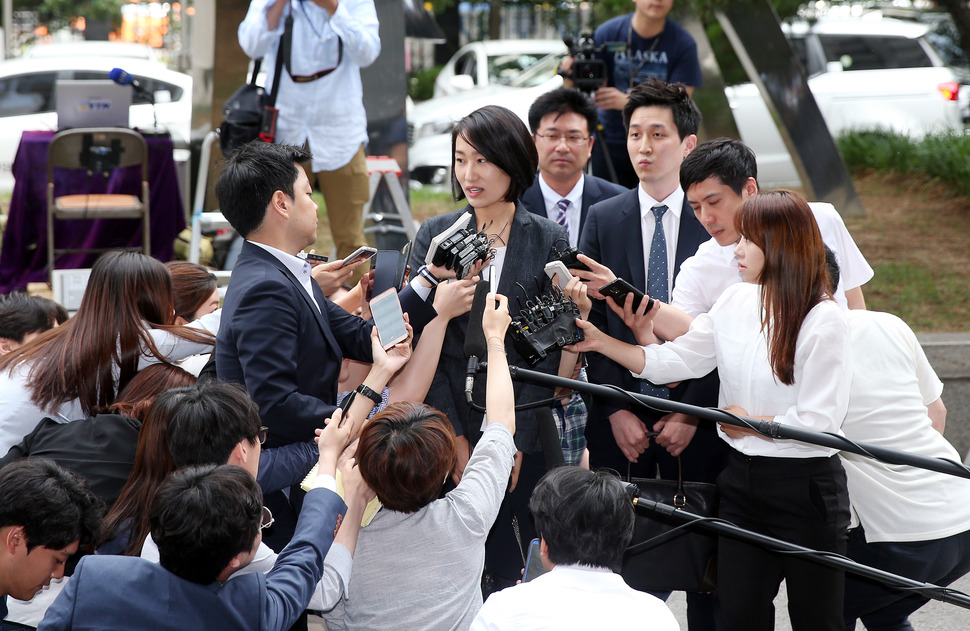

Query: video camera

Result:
[561,33,607,92]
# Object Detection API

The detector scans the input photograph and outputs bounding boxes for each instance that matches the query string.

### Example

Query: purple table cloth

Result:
[0,130,185,292]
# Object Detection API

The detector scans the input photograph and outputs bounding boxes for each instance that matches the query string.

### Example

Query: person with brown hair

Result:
[324,293,517,631]
[0,251,218,455]
[166,261,220,325]
[574,190,852,631]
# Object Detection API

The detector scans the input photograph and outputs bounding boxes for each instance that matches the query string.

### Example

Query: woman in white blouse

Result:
[575,190,852,631]
[0,250,218,455]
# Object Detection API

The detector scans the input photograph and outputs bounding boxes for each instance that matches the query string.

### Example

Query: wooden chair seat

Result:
[55,194,144,218]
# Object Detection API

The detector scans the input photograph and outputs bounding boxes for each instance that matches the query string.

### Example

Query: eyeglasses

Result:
[535,133,590,147]
[256,427,269,445]
[260,506,274,531]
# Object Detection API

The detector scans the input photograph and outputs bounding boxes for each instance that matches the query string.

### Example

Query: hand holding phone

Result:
[600,278,655,313]
[522,538,548,582]
[544,260,573,290]
[370,288,409,349]
[341,246,378,268]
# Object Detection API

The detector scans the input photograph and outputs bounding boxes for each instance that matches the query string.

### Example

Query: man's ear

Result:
[0,338,18,355]
[2,525,26,554]
[683,134,698,157]
[741,177,759,199]
[228,440,250,468]
[271,190,290,219]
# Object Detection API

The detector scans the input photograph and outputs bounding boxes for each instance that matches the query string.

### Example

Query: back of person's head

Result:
[166,381,263,469]
[102,385,194,555]
[151,464,261,584]
[0,459,103,552]
[106,363,197,422]
[824,245,841,293]
[527,88,598,135]
[622,78,701,140]
[356,402,456,513]
[216,142,313,238]
[736,190,829,385]
[451,105,538,203]
[680,138,758,195]
[0,293,62,348]
[529,467,634,573]
[166,261,218,323]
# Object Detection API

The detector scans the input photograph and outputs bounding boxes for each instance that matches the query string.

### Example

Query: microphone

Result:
[464,279,490,404]
[110,68,159,133]
[536,407,566,472]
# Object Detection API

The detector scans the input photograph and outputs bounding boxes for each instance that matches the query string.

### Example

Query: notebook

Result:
[56,80,131,130]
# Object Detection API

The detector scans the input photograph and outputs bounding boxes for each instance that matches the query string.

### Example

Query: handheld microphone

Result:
[463,280,490,404]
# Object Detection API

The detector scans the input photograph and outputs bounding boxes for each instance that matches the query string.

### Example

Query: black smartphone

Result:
[522,538,548,582]
[600,278,655,313]
[306,253,328,262]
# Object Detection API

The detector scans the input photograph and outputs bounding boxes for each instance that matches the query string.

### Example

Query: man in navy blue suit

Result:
[520,88,627,249]
[40,413,352,631]
[576,78,723,630]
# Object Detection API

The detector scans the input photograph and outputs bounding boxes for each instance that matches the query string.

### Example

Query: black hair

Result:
[680,138,758,196]
[527,88,598,136]
[215,142,313,238]
[0,459,103,551]
[825,245,840,294]
[165,382,263,469]
[0,293,63,343]
[529,467,635,572]
[622,78,701,141]
[451,105,538,203]
[151,464,261,584]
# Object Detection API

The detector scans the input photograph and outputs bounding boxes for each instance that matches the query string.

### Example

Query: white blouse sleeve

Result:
[139,309,220,369]
[634,311,718,384]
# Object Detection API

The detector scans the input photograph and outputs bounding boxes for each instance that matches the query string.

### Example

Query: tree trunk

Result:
[488,0,502,39]
[934,0,970,66]
[434,1,461,65]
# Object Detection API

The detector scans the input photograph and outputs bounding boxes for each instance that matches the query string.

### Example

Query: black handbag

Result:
[220,20,289,156]
[621,457,719,593]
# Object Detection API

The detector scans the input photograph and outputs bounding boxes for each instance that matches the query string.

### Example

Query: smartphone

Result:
[305,253,328,262]
[600,278,655,313]
[341,246,377,268]
[544,260,573,290]
[522,538,548,582]
[488,265,498,295]
[370,288,409,349]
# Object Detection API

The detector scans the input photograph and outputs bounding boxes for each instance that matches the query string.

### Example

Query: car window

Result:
[788,36,811,73]
[0,71,58,117]
[509,54,560,88]
[454,52,478,84]
[487,54,548,85]
[818,35,932,71]
[71,71,183,104]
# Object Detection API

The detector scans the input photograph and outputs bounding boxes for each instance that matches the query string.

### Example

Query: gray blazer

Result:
[411,204,568,454]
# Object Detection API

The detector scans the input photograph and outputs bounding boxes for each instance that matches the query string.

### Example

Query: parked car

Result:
[0,48,192,193]
[728,16,967,186]
[434,39,566,97]
[411,52,563,183]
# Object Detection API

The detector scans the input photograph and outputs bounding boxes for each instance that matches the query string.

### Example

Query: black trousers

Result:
[716,449,850,631]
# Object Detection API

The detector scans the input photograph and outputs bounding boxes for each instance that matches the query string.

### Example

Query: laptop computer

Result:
[56,80,131,130]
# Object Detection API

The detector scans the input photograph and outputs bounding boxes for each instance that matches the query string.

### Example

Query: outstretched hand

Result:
[482,293,511,340]
[571,254,616,300]
[605,292,662,346]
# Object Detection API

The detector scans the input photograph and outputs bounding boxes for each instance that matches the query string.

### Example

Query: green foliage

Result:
[408,66,443,103]
[19,0,123,29]
[837,129,970,197]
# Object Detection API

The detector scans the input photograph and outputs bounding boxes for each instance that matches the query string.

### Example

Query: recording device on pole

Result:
[464,279,491,405]
[509,284,584,366]
[109,67,164,137]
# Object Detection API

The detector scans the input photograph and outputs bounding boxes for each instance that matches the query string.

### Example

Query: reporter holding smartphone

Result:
[323,294,517,631]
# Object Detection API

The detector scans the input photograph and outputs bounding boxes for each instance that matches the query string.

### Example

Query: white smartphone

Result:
[370,288,409,349]
[544,260,573,290]
[341,246,378,267]
[488,265,498,295]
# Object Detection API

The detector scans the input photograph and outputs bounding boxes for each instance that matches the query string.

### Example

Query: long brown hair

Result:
[0,251,213,417]
[735,190,831,385]
[102,386,192,555]
[166,261,218,322]
[103,363,197,422]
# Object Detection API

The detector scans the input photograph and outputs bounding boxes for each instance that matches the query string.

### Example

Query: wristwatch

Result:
[355,383,382,405]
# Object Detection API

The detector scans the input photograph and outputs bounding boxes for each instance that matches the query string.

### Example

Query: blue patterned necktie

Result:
[641,204,669,399]
[556,198,571,238]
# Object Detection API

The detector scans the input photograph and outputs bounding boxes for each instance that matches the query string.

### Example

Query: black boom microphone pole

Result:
[500,365,970,481]
[630,497,970,611]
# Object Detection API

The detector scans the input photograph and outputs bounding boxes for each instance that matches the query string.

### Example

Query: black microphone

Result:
[464,280,490,404]
[536,407,566,472]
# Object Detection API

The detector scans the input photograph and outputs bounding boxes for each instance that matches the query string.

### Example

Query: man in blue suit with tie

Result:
[520,88,627,248]
[39,412,352,631]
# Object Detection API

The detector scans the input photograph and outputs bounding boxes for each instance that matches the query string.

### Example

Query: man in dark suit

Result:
[215,142,435,449]
[0,459,101,624]
[577,78,723,630]
[39,459,347,631]
[521,88,627,248]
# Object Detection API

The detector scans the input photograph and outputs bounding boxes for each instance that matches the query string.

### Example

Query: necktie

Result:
[641,204,669,399]
[555,199,571,239]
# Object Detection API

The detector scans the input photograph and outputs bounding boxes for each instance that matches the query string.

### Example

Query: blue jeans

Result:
[844,525,970,630]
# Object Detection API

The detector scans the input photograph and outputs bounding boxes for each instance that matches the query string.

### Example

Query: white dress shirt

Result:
[635,282,851,458]
[238,0,380,172]
[637,185,683,300]
[671,201,873,317]
[537,174,584,248]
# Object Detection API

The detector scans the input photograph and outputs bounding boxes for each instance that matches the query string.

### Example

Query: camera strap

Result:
[282,12,344,84]
[626,18,664,87]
